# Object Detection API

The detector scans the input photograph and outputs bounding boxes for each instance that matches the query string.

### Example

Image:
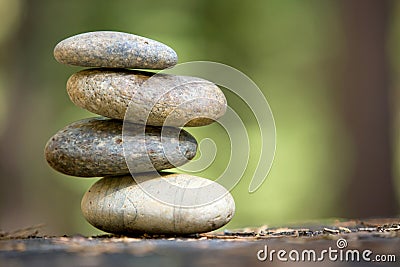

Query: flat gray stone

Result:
[54,31,177,69]
[67,69,227,127]
[81,173,235,235]
[44,117,197,177]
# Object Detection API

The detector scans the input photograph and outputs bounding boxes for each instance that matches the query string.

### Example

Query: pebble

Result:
[44,117,197,177]
[67,69,227,127]
[81,173,235,235]
[54,31,177,69]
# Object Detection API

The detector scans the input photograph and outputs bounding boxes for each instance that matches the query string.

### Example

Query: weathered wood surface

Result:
[0,219,399,267]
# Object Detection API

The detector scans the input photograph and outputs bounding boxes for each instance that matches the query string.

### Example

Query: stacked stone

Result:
[45,31,235,235]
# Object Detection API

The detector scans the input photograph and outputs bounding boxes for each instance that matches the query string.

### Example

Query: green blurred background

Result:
[0,0,399,235]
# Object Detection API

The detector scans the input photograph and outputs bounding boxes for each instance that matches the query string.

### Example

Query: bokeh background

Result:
[0,0,399,235]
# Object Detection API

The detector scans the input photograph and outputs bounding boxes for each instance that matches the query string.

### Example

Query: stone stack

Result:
[45,31,235,235]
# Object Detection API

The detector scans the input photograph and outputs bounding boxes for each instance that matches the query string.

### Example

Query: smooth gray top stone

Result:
[67,69,227,127]
[44,117,197,177]
[54,31,178,69]
[81,173,235,235]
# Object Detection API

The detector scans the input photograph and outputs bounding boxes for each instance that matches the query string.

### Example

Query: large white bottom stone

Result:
[81,173,235,235]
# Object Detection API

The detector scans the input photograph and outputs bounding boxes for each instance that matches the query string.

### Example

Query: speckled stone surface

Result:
[54,31,177,69]
[44,117,197,177]
[81,173,235,235]
[67,69,227,127]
